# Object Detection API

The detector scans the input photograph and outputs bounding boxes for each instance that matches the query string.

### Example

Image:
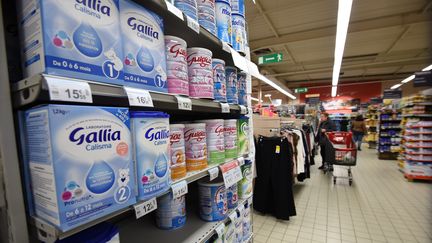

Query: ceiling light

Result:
[256,74,297,100]
[331,86,337,97]
[251,97,263,102]
[401,75,415,83]
[422,64,432,71]
[331,0,353,88]
[390,83,402,90]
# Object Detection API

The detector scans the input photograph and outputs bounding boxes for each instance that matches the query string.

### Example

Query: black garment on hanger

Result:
[253,136,296,220]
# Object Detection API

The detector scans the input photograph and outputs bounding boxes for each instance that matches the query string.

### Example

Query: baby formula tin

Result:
[227,183,238,209]
[237,118,249,155]
[170,124,187,180]
[174,0,198,21]
[165,36,189,96]
[234,209,243,243]
[212,58,227,102]
[237,162,253,199]
[231,0,245,16]
[224,119,238,159]
[242,202,251,241]
[156,192,186,230]
[225,66,238,104]
[196,119,225,165]
[187,48,213,70]
[198,177,227,221]
[197,0,217,35]
[237,71,247,105]
[184,123,208,171]
[224,221,235,243]
[215,0,232,44]
[131,111,171,201]
[231,13,246,53]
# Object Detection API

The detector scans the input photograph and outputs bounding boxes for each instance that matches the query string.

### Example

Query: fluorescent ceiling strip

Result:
[251,97,263,102]
[256,74,297,100]
[391,83,402,90]
[422,64,432,71]
[401,75,415,83]
[331,86,337,97]
[331,0,353,88]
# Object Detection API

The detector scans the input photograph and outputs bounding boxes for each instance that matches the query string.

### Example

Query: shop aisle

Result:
[252,148,432,243]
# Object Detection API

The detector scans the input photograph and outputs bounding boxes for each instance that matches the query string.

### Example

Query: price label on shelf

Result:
[222,42,231,53]
[237,157,245,166]
[134,197,157,219]
[166,1,184,20]
[124,86,154,107]
[171,180,188,198]
[219,160,243,188]
[221,103,230,113]
[237,203,245,214]
[239,105,247,114]
[46,77,93,103]
[215,223,225,237]
[186,16,200,34]
[208,167,219,181]
[228,211,237,222]
[176,96,192,110]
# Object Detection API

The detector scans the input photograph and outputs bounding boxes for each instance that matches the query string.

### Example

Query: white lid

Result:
[195,119,224,123]
[170,124,185,129]
[185,123,206,128]
[165,35,187,47]
[212,58,225,65]
[187,47,212,56]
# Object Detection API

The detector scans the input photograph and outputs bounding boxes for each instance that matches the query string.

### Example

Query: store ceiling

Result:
[246,0,432,92]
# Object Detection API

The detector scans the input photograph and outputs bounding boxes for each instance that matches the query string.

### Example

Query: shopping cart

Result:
[325,132,357,186]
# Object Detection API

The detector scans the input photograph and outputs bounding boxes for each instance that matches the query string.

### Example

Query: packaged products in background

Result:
[237,117,249,156]
[234,209,243,243]
[120,0,168,92]
[227,183,238,209]
[184,123,208,171]
[17,0,124,84]
[195,119,225,165]
[165,36,189,96]
[224,119,238,159]
[215,0,232,44]
[224,221,236,243]
[174,0,198,21]
[231,0,245,16]
[55,222,120,243]
[170,124,187,180]
[24,105,135,231]
[187,47,214,99]
[225,66,238,104]
[156,193,186,230]
[237,161,253,199]
[197,0,217,35]
[131,112,171,201]
[231,13,246,54]
[198,177,227,222]
[237,71,247,106]
[242,202,252,241]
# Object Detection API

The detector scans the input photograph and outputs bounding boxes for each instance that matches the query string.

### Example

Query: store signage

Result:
[221,103,230,113]
[134,197,157,219]
[124,86,154,107]
[370,97,383,104]
[171,180,188,198]
[305,93,320,105]
[294,87,308,93]
[176,96,192,110]
[220,160,243,188]
[46,77,93,103]
[208,167,219,181]
[258,53,283,65]
[383,89,402,99]
[413,71,432,87]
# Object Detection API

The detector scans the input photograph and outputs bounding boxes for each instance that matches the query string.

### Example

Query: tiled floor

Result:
[252,147,432,243]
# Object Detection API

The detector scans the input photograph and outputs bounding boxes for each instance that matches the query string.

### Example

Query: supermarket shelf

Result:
[380,127,402,130]
[380,120,402,122]
[379,135,401,137]
[12,74,242,115]
[402,102,432,108]
[379,143,400,146]
[405,174,432,181]
[118,197,252,243]
[32,156,248,242]
[402,114,432,118]
[405,132,432,135]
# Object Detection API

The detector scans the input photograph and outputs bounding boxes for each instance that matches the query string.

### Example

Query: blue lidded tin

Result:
[174,0,198,21]
[215,0,232,44]
[212,58,227,102]
[198,177,227,222]
[231,13,246,53]
[231,0,245,16]
[197,0,217,35]
[225,66,238,104]
[156,193,187,230]
[237,71,247,105]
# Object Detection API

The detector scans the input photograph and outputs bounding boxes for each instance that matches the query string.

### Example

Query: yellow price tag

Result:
[275,145,280,154]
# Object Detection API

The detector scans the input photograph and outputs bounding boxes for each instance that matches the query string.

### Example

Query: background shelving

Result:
[378,109,402,160]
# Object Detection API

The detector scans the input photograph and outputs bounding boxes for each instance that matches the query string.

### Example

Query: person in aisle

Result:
[351,114,367,151]
[317,112,336,170]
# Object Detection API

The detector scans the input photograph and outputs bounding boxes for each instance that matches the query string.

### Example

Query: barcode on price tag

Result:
[171,180,188,198]
[186,16,200,33]
[176,96,192,110]
[208,167,219,181]
[220,160,243,188]
[239,105,247,114]
[221,103,230,113]
[46,77,93,103]
[237,157,245,166]
[134,197,157,219]
[215,223,225,237]
[124,86,154,107]
[166,1,184,20]
[222,42,231,53]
